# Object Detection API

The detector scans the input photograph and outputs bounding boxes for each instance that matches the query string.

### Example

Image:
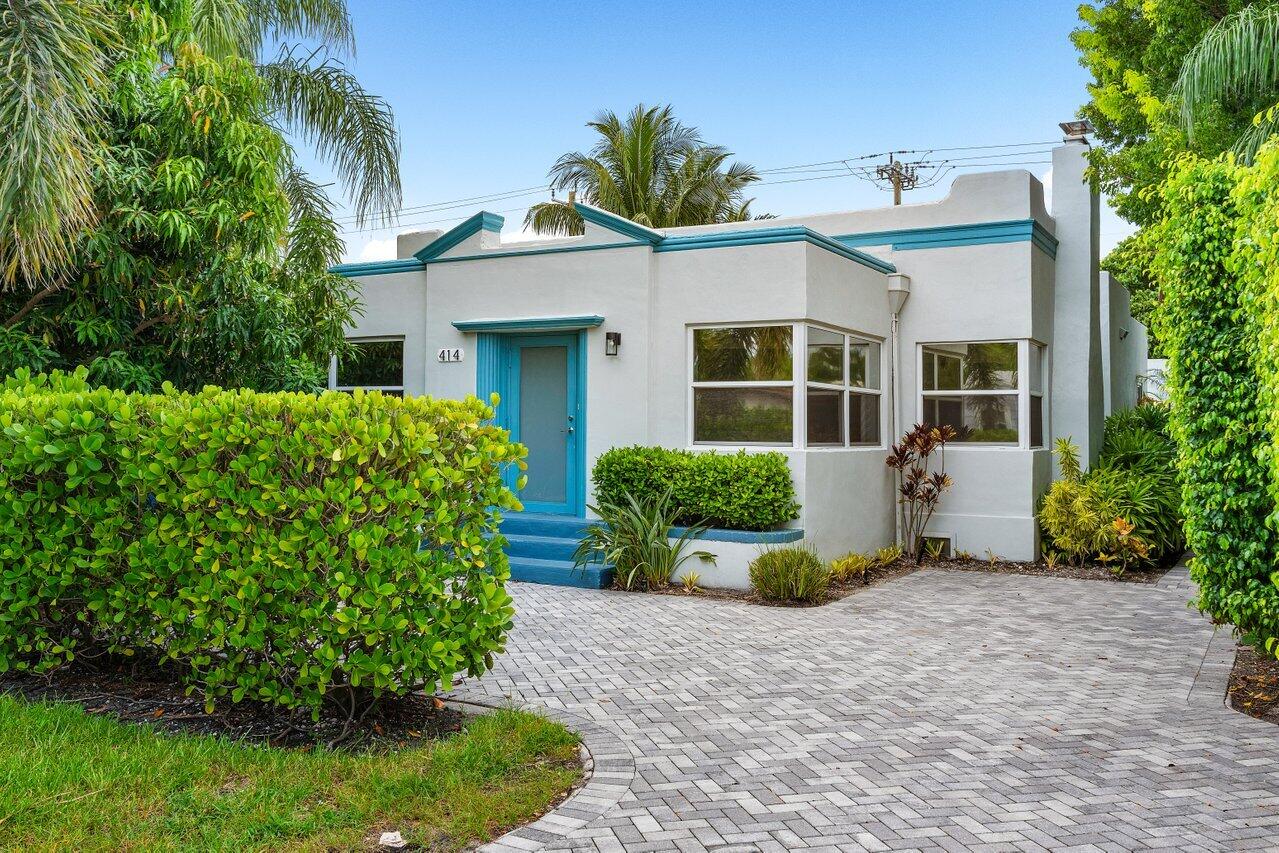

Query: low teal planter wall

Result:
[669,526,804,544]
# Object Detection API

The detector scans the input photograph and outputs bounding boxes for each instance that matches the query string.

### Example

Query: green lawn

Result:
[0,696,581,851]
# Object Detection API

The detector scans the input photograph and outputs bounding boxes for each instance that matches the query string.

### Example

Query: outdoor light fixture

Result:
[1059,120,1094,144]
[605,331,621,356]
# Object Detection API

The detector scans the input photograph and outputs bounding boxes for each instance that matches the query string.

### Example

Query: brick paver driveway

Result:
[458,567,1279,852]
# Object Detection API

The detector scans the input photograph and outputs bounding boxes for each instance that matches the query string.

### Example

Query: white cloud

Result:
[341,236,396,264]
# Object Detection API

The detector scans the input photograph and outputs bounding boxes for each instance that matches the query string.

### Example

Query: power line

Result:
[335,138,1064,230]
[337,140,1063,235]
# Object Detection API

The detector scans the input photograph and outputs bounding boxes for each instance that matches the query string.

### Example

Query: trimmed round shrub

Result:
[592,446,798,531]
[0,369,524,716]
[749,546,830,604]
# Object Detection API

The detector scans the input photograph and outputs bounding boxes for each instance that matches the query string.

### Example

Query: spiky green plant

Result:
[749,546,830,604]
[573,489,716,591]
[525,104,763,235]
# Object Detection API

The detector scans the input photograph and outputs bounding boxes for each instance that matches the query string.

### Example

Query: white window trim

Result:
[687,322,797,448]
[916,338,1048,449]
[330,335,407,394]
[686,321,886,450]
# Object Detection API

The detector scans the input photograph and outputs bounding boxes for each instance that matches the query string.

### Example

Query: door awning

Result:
[452,315,605,333]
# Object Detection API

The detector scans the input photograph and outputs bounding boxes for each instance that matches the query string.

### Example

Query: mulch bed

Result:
[626,553,1171,607]
[1228,643,1279,727]
[0,653,466,752]
[918,555,1172,585]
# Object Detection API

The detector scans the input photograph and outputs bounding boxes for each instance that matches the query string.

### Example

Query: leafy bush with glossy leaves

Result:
[592,446,798,530]
[1155,154,1279,654]
[749,546,830,604]
[0,369,524,716]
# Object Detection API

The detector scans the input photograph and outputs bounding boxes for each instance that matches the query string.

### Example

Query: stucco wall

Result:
[1101,272,1148,414]
[423,244,654,488]
[341,269,429,394]
[1050,143,1105,467]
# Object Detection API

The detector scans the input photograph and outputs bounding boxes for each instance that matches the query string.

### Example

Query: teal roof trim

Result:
[329,258,424,278]
[453,315,605,333]
[834,219,1058,259]
[655,226,897,274]
[424,240,647,265]
[413,211,505,261]
[573,202,664,244]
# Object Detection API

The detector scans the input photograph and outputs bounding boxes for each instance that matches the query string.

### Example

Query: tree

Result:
[1071,0,1271,353]
[0,0,399,291]
[0,2,360,390]
[525,104,764,235]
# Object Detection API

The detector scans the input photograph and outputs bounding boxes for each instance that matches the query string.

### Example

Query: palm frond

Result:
[177,0,253,61]
[279,154,344,271]
[1234,103,1279,162]
[247,0,353,55]
[0,0,118,290]
[260,51,401,225]
[177,0,354,61]
[524,201,584,236]
[1175,5,1279,141]
[532,102,760,234]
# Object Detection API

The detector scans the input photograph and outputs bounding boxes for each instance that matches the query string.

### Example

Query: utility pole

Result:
[876,154,919,205]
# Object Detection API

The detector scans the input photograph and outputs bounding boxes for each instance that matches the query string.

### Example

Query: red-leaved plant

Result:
[885,423,956,562]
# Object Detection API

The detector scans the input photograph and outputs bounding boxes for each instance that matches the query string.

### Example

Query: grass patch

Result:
[0,696,581,851]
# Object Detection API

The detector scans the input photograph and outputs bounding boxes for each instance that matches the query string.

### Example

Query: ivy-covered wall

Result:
[1155,153,1279,658]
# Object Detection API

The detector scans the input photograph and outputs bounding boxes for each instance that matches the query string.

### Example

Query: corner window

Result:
[806,326,881,447]
[920,341,1046,446]
[333,337,405,396]
[1029,343,1045,448]
[692,325,794,444]
[689,323,881,447]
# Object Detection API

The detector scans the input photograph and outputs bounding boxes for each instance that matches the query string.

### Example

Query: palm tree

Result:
[525,104,763,235]
[0,0,399,289]
[1175,4,1279,162]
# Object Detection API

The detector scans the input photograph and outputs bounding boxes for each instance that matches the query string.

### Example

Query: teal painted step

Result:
[500,512,596,539]
[504,533,580,562]
[498,513,612,589]
[507,555,613,589]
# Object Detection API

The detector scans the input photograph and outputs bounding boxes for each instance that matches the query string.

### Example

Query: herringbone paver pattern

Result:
[462,567,1279,852]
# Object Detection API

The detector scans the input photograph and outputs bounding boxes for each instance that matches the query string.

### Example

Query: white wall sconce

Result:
[605,331,621,356]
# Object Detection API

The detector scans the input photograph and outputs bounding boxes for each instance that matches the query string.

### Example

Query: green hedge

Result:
[0,369,524,714]
[1154,155,1279,654]
[591,446,798,530]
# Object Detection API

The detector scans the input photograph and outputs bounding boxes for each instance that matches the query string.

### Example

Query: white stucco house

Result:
[331,138,1147,589]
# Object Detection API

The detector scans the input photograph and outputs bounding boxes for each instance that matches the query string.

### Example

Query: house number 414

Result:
[436,347,464,363]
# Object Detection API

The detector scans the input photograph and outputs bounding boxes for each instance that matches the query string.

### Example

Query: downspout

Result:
[887,273,911,548]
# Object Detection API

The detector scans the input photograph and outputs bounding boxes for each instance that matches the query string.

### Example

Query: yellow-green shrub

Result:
[0,369,524,714]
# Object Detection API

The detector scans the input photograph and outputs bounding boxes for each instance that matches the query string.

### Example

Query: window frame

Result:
[804,323,883,448]
[688,322,797,447]
[330,335,407,395]
[686,322,885,450]
[917,339,1049,449]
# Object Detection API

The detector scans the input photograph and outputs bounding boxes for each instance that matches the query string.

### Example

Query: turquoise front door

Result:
[502,333,583,515]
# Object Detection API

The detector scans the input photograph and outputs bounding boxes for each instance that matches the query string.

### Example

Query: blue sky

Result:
[317,1,1132,261]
